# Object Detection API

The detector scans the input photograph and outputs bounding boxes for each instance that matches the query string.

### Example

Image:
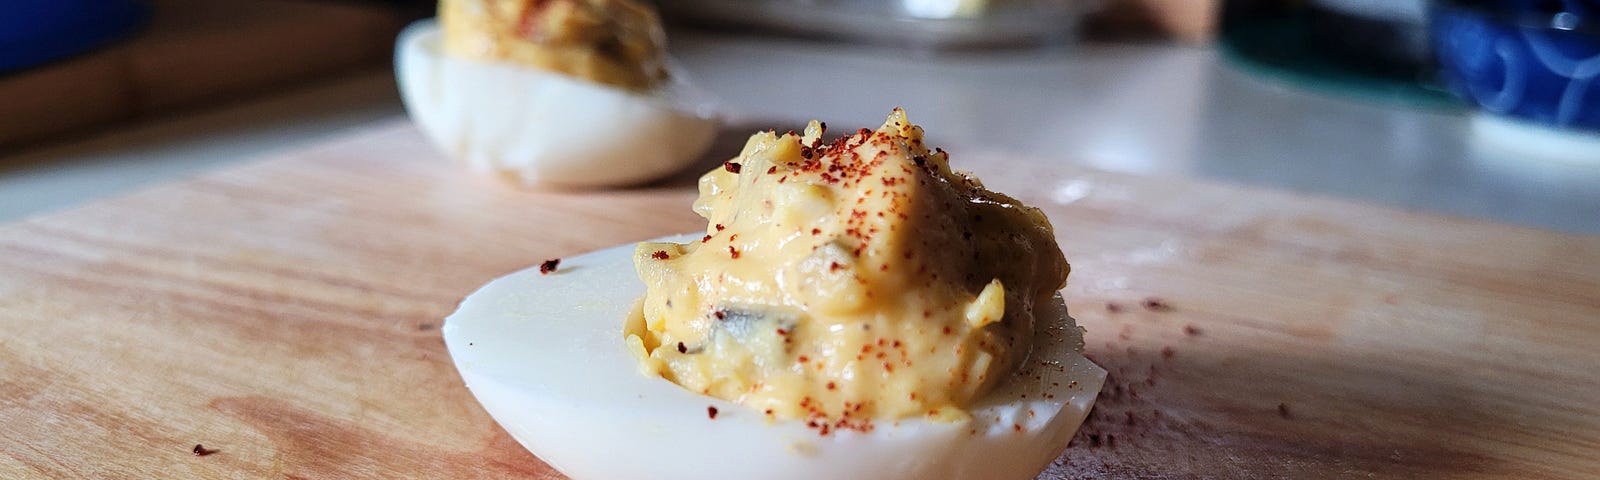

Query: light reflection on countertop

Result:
[672,32,1600,234]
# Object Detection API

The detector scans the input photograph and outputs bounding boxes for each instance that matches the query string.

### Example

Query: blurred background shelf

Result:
[0,0,404,148]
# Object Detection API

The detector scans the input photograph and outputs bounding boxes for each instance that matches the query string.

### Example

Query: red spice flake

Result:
[941,326,952,335]
[707,406,719,419]
[650,250,670,260]
[1184,325,1203,336]
[1106,302,1124,313]
[857,128,872,136]
[723,161,742,173]
[765,409,774,415]
[192,444,216,456]
[729,234,739,242]
[811,228,821,235]
[728,246,741,259]
[1142,297,1174,312]
[797,355,809,363]
[713,310,727,320]
[776,328,789,336]
[1278,403,1292,419]
[715,224,726,231]
[677,342,688,354]
[1161,346,1175,359]
[766,166,778,174]
[827,381,837,390]
[800,146,815,159]
[829,261,844,272]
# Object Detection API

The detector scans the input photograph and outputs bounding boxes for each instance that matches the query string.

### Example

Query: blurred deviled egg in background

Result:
[397,0,720,188]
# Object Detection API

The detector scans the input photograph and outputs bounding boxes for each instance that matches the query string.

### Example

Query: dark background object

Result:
[1305,0,1430,75]
[1217,0,1458,108]
[0,0,150,73]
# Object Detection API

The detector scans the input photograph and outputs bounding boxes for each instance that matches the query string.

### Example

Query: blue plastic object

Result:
[1432,0,1600,131]
[0,0,150,74]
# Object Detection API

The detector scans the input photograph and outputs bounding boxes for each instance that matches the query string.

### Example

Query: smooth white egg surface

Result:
[396,21,720,188]
[443,234,1105,480]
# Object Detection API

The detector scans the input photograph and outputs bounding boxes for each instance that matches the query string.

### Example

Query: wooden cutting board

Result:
[1,121,1596,479]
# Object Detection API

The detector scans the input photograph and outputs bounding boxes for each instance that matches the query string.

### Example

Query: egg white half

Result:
[443,235,1105,480]
[396,21,720,188]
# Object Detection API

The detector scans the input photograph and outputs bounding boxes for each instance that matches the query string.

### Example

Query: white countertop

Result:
[4,31,1597,233]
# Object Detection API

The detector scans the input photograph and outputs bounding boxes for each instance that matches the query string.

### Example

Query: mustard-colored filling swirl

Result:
[440,0,668,91]
[627,109,1068,429]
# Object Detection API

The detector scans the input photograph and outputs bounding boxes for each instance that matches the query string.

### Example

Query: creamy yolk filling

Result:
[626,109,1068,429]
[440,0,668,90]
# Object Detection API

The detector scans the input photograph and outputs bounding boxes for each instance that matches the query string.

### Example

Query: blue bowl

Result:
[0,0,150,74]
[1431,0,1600,131]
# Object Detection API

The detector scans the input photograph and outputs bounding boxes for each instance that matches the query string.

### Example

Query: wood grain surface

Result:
[1,122,1596,479]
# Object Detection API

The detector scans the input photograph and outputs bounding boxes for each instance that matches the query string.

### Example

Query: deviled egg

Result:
[397,0,719,188]
[444,110,1104,479]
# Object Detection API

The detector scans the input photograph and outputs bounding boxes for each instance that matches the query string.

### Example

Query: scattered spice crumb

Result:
[708,406,719,419]
[1142,297,1173,312]
[1184,324,1202,336]
[651,250,670,260]
[677,342,688,354]
[723,161,742,173]
[1278,403,1291,419]
[728,246,741,259]
[1106,302,1123,313]
[539,259,560,275]
[192,444,216,457]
